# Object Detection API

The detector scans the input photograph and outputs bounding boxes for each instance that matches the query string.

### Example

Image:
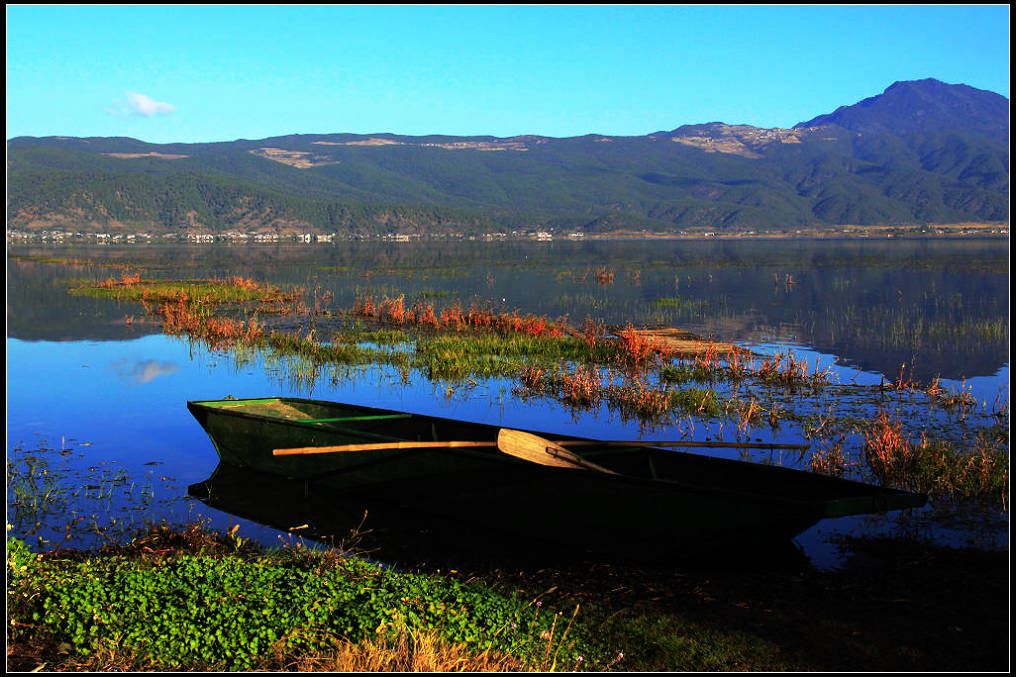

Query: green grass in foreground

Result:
[7,524,786,672]
[7,533,598,670]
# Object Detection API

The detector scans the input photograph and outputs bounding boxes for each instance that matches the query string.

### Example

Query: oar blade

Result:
[496,429,576,468]
[497,429,617,474]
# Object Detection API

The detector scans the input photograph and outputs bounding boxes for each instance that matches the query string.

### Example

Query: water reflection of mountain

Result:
[6,258,161,341]
[7,239,1008,381]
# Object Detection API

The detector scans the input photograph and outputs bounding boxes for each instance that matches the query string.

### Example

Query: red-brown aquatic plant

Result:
[615,324,666,370]
[863,412,1009,506]
[350,295,570,339]
[809,436,849,477]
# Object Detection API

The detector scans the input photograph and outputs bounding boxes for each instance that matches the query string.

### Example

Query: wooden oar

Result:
[274,440,496,456]
[275,435,808,457]
[496,429,618,474]
[554,440,809,451]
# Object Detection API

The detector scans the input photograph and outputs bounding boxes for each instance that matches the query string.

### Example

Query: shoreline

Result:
[7,522,1009,672]
[6,224,1010,245]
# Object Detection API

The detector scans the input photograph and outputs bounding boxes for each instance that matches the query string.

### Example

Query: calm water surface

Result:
[6,238,1009,569]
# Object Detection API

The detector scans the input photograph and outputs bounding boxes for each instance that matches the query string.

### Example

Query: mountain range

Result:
[6,78,1009,237]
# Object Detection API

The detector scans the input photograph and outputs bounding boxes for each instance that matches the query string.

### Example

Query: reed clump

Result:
[612,379,720,420]
[350,296,682,375]
[924,378,980,414]
[863,412,1009,507]
[74,275,303,308]
[556,268,615,285]
[13,255,135,271]
[352,295,570,339]
[661,347,831,391]
[615,325,669,371]
[156,298,266,351]
[549,365,604,408]
[808,436,850,477]
[752,351,831,389]
[522,364,722,421]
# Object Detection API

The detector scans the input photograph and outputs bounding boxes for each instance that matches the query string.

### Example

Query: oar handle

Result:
[547,447,619,475]
[274,440,496,456]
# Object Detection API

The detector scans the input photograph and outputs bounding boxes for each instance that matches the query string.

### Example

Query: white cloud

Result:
[107,91,177,117]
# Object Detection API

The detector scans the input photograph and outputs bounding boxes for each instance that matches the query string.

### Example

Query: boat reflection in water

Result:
[189,462,784,569]
[187,461,870,571]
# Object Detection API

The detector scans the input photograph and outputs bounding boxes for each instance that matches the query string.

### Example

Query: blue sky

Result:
[6,5,1010,144]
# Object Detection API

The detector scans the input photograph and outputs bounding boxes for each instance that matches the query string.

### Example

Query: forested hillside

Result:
[7,79,1008,237]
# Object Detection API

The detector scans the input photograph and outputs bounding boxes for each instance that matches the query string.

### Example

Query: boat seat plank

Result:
[231,401,314,420]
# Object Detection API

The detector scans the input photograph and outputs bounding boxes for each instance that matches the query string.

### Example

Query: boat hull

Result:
[187,396,927,551]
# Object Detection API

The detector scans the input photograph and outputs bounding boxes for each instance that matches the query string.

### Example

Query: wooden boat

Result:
[187,396,927,553]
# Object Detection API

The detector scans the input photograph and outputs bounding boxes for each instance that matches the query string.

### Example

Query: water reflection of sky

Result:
[743,339,1010,411]
[110,358,180,386]
[8,238,1010,381]
[7,330,1009,570]
[6,239,1010,569]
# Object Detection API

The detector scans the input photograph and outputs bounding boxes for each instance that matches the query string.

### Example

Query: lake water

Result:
[6,238,1009,569]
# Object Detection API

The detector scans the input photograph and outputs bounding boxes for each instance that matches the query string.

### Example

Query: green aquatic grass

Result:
[660,363,714,384]
[71,278,298,306]
[235,319,638,385]
[266,332,383,365]
[668,387,722,417]
[11,255,135,270]
[415,333,600,379]
[336,328,414,347]
[651,297,709,312]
